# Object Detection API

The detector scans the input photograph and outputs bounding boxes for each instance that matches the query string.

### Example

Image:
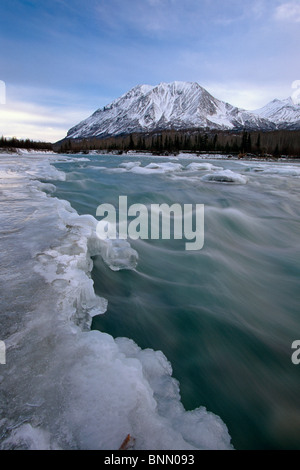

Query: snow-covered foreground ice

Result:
[0,154,233,450]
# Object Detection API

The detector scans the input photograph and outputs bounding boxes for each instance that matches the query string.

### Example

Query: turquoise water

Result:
[53,154,300,450]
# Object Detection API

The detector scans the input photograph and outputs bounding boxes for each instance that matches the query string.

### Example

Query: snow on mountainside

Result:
[253,97,300,129]
[66,81,275,139]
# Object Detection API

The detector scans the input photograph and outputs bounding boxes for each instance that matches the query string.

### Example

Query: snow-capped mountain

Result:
[252,97,300,130]
[66,81,275,139]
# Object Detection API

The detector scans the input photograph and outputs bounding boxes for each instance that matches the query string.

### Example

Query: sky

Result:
[0,0,299,142]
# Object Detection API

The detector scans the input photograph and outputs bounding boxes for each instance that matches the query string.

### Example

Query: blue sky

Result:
[0,0,299,141]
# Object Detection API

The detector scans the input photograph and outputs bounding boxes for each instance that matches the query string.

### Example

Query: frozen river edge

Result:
[0,153,233,450]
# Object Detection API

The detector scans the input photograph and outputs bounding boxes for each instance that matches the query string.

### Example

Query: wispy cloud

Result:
[95,0,184,35]
[213,0,267,25]
[0,98,93,141]
[274,2,300,22]
[204,82,294,110]
[0,81,116,141]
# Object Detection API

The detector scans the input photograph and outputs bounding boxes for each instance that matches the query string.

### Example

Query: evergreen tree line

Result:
[56,129,300,157]
[0,136,53,150]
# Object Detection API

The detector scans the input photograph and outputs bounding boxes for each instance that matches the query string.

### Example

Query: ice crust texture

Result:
[0,153,233,450]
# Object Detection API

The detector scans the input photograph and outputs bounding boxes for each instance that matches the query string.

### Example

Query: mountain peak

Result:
[253,96,300,127]
[66,81,299,140]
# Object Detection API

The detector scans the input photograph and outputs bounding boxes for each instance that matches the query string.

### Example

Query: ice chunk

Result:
[130,162,183,174]
[97,238,138,271]
[186,162,223,171]
[119,161,142,169]
[201,169,248,184]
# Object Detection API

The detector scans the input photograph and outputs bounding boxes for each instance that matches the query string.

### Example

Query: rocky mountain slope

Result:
[65,81,300,140]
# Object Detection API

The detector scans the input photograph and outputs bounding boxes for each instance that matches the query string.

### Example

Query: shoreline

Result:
[0,148,300,163]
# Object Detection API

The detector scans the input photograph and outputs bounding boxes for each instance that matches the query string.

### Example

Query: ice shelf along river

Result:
[0,151,300,450]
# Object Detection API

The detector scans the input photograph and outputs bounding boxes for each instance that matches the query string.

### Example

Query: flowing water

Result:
[50,153,300,450]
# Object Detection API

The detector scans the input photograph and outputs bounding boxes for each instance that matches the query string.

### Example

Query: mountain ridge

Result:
[253,97,300,129]
[66,81,300,140]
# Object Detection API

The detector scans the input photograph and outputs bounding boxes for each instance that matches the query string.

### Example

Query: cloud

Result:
[0,99,92,142]
[96,0,183,34]
[274,2,300,22]
[203,82,294,110]
[251,0,267,19]
[0,82,116,142]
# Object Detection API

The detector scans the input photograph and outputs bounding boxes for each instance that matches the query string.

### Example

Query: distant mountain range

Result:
[253,97,300,128]
[65,81,300,140]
